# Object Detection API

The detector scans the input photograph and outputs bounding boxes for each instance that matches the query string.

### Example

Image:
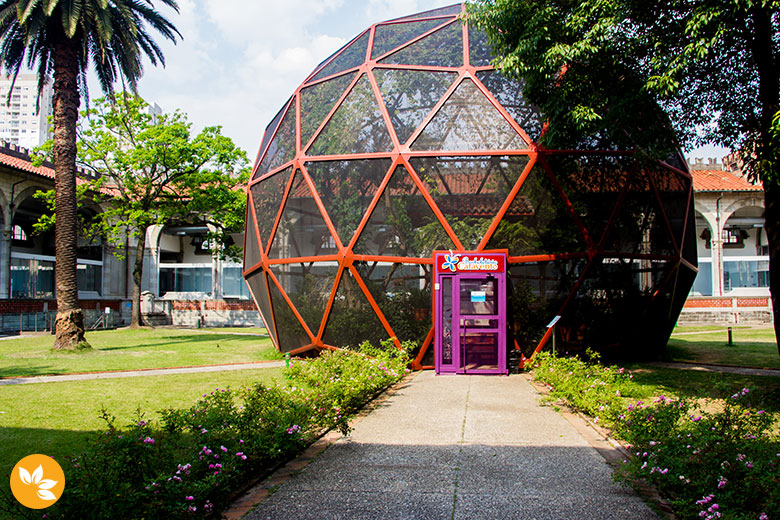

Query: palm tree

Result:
[0,0,180,349]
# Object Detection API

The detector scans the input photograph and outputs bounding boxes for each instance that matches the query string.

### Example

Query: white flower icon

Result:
[18,465,58,501]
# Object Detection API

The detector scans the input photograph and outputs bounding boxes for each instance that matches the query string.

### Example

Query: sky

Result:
[90,0,728,164]
[100,0,456,162]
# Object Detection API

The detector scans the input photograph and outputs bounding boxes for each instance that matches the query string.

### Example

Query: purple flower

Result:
[185,496,194,501]
[220,445,228,452]
[717,476,727,489]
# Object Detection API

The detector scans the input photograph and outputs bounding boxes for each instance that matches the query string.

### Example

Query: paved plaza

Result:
[245,371,658,520]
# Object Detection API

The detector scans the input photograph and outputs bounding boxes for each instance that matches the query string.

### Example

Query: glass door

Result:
[456,276,501,373]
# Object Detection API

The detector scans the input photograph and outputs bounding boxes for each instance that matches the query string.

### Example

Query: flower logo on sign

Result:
[442,253,460,273]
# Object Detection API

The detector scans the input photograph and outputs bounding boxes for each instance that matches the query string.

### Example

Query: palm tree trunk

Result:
[130,227,147,328]
[52,37,89,350]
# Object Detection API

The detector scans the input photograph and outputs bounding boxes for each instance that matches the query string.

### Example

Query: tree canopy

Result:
[37,93,248,326]
[467,0,780,350]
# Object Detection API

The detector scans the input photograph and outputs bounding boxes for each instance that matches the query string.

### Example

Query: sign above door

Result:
[434,251,506,274]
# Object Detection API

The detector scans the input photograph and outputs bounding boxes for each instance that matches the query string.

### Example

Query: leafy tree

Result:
[79,94,247,327]
[0,0,180,349]
[467,0,780,352]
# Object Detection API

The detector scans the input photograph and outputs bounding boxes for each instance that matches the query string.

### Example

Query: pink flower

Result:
[185,496,194,501]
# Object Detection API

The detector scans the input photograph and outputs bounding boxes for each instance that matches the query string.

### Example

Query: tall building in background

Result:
[0,74,53,149]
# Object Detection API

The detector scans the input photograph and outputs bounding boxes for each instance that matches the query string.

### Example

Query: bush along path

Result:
[0,340,411,520]
[530,352,780,520]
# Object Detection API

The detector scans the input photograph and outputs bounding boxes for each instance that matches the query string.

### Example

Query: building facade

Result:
[683,158,771,323]
[0,142,258,331]
[0,74,52,149]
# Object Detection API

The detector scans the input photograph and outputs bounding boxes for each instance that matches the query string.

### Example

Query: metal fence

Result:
[0,309,119,334]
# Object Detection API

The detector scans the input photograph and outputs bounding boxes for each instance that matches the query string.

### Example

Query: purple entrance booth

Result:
[434,251,508,375]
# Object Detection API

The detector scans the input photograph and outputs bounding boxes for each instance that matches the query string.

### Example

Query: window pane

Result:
[546,155,632,247]
[393,5,461,21]
[245,269,277,345]
[353,261,432,346]
[488,164,587,255]
[322,268,389,349]
[310,31,369,82]
[372,19,447,59]
[410,155,529,251]
[412,79,527,151]
[379,21,463,68]
[159,266,212,294]
[300,72,356,147]
[223,266,250,299]
[374,69,457,144]
[309,74,393,156]
[305,159,391,246]
[353,165,456,257]
[268,262,339,338]
[268,170,335,260]
[475,71,543,141]
[251,166,292,253]
[692,262,712,296]
[77,263,102,294]
[256,101,296,176]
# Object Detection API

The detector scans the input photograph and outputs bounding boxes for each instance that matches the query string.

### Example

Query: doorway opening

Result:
[434,251,508,375]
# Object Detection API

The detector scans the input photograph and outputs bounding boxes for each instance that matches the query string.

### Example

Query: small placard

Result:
[546,315,562,328]
[471,291,486,302]
[434,283,440,291]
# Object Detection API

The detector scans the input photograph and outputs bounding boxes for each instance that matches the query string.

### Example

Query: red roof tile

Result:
[0,150,113,193]
[0,152,55,179]
[692,169,763,192]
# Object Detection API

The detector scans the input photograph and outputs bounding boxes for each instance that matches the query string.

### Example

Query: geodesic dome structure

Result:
[243,3,697,367]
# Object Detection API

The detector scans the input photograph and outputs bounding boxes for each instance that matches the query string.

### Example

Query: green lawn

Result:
[0,328,281,378]
[626,364,780,411]
[665,326,780,369]
[201,326,267,334]
[0,367,284,498]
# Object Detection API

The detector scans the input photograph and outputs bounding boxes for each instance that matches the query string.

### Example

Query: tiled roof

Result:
[0,147,109,192]
[0,151,55,179]
[692,169,763,193]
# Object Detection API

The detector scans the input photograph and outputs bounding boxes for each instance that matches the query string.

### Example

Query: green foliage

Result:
[466,0,778,181]
[0,0,180,102]
[11,342,407,519]
[71,94,249,256]
[530,352,780,519]
[530,350,640,427]
[614,392,780,519]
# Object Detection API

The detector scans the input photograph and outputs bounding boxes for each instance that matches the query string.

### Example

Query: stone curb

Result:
[221,371,419,520]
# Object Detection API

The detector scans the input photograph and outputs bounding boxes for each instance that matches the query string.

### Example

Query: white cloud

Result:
[120,0,457,154]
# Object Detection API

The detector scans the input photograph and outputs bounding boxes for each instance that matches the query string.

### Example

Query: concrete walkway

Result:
[0,360,285,386]
[245,371,658,520]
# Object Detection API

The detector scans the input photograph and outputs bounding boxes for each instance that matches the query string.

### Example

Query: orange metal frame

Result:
[243,3,696,370]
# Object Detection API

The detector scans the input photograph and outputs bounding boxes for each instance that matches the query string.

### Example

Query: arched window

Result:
[11,224,27,242]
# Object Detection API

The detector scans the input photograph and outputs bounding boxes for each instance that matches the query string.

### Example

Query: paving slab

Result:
[244,371,658,520]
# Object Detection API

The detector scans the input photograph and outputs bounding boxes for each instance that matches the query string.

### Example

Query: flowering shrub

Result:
[285,338,412,434]
[28,340,409,520]
[614,390,780,519]
[529,350,640,428]
[529,351,780,519]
